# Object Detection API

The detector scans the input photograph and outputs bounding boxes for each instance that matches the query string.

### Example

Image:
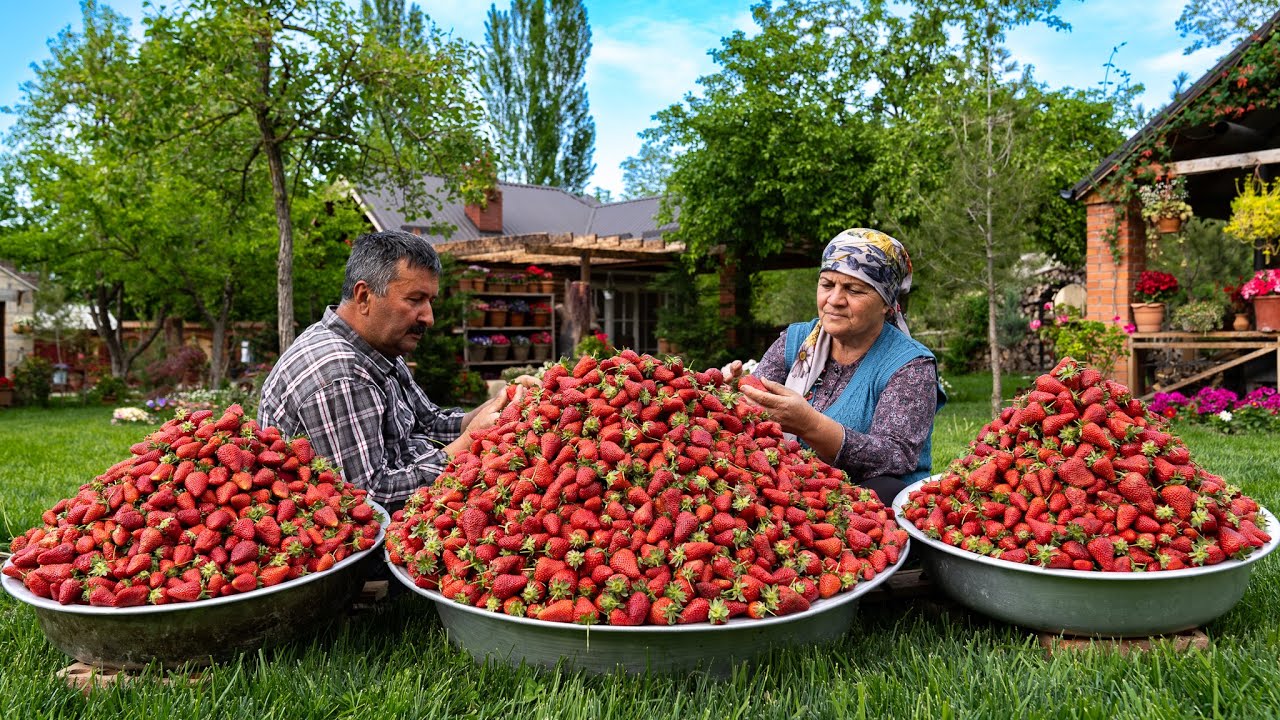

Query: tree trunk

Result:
[983,15,1002,418]
[254,28,295,351]
[87,279,165,380]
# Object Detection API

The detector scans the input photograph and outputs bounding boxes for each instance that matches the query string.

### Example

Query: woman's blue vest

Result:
[783,320,944,484]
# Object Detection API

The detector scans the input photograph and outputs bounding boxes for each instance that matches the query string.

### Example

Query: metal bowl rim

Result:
[891,476,1279,580]
[1,499,388,616]
[385,537,909,634]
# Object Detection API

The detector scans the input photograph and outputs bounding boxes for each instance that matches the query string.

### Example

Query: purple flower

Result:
[1150,392,1191,416]
[1193,386,1239,415]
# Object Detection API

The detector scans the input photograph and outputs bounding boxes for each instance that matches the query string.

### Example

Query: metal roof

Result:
[353,176,676,242]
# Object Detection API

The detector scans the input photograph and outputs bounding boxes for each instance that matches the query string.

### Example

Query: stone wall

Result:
[1001,266,1086,374]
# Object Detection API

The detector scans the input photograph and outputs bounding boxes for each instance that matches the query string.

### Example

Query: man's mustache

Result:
[409,324,428,335]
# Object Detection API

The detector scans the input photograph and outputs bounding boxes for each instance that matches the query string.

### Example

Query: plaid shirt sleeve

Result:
[294,376,445,507]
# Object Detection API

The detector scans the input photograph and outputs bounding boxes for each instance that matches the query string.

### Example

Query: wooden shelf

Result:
[465,325,553,331]
[1128,331,1280,400]
[468,357,553,366]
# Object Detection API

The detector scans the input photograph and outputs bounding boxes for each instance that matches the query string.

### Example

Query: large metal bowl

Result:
[1,501,387,669]
[387,540,910,676]
[892,479,1279,636]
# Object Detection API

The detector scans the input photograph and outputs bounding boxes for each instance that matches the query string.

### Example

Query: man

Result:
[259,230,509,509]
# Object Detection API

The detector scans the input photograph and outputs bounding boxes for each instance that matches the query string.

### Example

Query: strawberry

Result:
[166,580,203,603]
[215,444,244,472]
[1159,485,1195,520]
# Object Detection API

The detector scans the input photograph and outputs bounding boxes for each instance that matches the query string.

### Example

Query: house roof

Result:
[354,176,676,244]
[1069,10,1280,216]
[0,260,38,292]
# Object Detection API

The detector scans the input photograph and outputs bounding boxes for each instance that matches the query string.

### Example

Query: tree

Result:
[1177,0,1278,54]
[479,0,596,192]
[146,0,492,351]
[620,136,676,199]
[0,1,169,379]
[914,0,1069,415]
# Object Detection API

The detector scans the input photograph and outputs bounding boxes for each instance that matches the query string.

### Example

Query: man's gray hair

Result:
[342,230,442,300]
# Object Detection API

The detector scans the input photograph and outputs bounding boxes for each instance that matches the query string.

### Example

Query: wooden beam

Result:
[1139,346,1276,401]
[1167,148,1280,176]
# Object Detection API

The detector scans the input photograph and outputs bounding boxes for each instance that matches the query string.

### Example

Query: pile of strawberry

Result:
[386,350,905,626]
[900,357,1271,572]
[3,404,382,607]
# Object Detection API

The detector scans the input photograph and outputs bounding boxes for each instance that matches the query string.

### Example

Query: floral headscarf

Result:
[786,228,915,399]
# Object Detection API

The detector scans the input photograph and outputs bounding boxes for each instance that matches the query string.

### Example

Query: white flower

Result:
[111,407,154,424]
[741,359,759,375]
[1218,410,1234,422]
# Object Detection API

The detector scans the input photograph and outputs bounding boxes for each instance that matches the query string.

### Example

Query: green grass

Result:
[2,386,1279,719]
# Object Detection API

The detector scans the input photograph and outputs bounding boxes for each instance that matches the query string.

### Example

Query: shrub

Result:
[13,356,53,407]
[1170,300,1225,333]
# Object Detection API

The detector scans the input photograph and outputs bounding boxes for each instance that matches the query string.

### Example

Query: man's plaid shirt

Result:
[258,307,463,507]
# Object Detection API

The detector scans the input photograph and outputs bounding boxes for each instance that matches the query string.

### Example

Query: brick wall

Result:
[1083,192,1147,382]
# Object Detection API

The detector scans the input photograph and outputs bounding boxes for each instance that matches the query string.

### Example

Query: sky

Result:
[0,0,1239,198]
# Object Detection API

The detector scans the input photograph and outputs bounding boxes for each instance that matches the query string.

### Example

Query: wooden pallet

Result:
[1039,628,1210,658]
[348,580,389,614]
[861,568,937,605]
[58,662,205,695]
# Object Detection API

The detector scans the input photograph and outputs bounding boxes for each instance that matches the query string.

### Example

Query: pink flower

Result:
[1043,302,1054,311]
[1029,319,1042,331]
[1124,323,1137,334]
[1056,314,1069,325]
[1112,315,1122,324]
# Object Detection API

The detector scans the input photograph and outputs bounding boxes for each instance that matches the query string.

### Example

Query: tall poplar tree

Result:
[479,0,596,193]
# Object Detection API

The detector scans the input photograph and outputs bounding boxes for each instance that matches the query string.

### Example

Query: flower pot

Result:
[509,313,526,327]
[1233,313,1251,331]
[1156,216,1183,234]
[531,312,550,327]
[1254,295,1280,332]
[491,283,509,293]
[511,345,531,362]
[0,388,13,407]
[1130,302,1166,333]
[538,280,555,294]
[466,345,488,363]
[467,311,485,327]
[531,343,552,362]
[490,345,511,362]
[487,311,508,327]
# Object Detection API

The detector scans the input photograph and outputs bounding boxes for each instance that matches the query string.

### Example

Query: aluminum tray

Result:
[892,479,1279,637]
[387,540,909,676]
[1,500,387,669]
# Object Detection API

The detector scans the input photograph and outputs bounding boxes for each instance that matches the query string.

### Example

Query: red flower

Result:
[0,377,12,390]
[1134,271,1179,303]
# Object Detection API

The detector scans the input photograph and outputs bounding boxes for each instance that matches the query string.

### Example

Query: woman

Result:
[731,228,945,505]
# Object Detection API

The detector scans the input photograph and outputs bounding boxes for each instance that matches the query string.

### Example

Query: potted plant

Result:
[508,299,530,327]
[11,318,34,335]
[507,271,527,292]
[467,335,491,363]
[460,265,490,292]
[489,333,511,361]
[530,330,553,361]
[1222,281,1251,331]
[467,300,489,327]
[1138,177,1193,236]
[1240,269,1280,332]
[1224,180,1280,264]
[486,298,509,327]
[0,376,13,407]
[510,333,532,362]
[1132,270,1179,332]
[530,301,552,326]
[1170,300,1226,334]
[526,265,555,293]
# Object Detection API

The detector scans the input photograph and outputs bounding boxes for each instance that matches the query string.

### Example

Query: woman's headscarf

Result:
[785,228,915,399]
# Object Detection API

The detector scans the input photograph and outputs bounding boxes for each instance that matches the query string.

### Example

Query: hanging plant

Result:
[1224,178,1280,263]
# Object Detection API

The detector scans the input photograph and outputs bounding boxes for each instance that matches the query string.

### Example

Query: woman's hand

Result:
[738,378,817,435]
[720,360,745,382]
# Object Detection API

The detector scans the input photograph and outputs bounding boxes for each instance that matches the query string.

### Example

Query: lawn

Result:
[1,378,1279,719]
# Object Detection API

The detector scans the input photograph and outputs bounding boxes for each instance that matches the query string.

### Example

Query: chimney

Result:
[465,189,503,233]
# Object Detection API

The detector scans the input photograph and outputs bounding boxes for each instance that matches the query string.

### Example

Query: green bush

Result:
[13,356,52,407]
[410,254,468,404]
[86,374,131,405]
